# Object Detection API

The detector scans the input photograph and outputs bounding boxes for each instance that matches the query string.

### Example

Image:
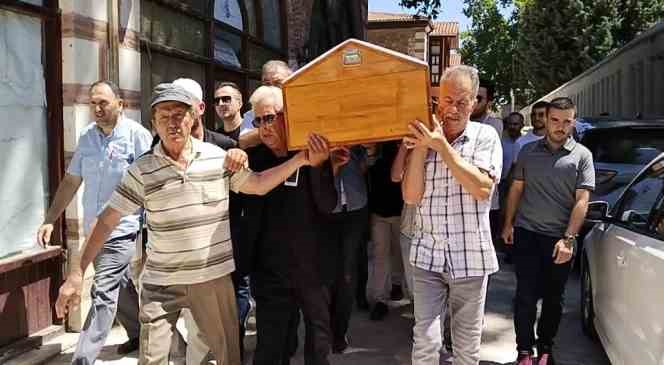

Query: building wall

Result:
[286,0,314,67]
[368,26,428,61]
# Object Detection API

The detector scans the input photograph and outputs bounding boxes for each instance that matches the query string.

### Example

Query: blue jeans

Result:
[72,233,140,365]
[232,271,251,359]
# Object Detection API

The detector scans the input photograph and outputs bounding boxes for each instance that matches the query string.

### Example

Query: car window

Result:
[614,160,664,232]
[582,128,664,164]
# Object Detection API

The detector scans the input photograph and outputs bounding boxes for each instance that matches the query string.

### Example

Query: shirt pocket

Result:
[109,141,133,172]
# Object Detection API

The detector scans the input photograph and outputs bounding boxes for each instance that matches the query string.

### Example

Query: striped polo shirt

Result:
[109,137,251,285]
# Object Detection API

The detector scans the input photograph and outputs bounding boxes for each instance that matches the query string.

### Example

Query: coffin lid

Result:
[283,38,429,87]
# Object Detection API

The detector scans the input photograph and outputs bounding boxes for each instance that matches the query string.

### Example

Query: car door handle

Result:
[616,254,627,267]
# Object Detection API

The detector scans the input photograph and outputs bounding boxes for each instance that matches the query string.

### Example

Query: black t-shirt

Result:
[368,142,404,218]
[240,145,338,288]
[217,125,241,143]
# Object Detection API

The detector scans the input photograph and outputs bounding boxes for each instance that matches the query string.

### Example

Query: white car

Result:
[581,153,664,364]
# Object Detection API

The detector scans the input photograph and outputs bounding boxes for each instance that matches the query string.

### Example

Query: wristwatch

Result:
[563,234,577,249]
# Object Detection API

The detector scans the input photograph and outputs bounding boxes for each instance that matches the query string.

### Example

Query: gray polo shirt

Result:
[513,137,595,237]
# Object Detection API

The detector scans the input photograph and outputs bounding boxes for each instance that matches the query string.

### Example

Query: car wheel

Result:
[581,257,598,340]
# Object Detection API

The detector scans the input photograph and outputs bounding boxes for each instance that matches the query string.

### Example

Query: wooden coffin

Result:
[282,38,431,150]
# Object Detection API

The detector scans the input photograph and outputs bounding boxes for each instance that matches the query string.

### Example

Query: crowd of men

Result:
[39,60,594,365]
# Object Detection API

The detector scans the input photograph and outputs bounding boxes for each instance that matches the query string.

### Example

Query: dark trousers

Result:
[253,283,332,365]
[327,207,369,342]
[513,227,573,354]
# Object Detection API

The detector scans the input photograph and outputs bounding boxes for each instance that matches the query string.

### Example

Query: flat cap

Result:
[151,83,196,108]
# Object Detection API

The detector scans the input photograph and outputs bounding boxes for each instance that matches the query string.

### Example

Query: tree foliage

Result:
[516,0,617,96]
[398,0,442,18]
[399,0,664,105]
[459,0,517,105]
[612,0,664,46]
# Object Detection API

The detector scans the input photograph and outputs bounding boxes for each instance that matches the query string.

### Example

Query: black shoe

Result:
[332,336,349,354]
[117,337,139,354]
[370,302,389,321]
[390,284,404,301]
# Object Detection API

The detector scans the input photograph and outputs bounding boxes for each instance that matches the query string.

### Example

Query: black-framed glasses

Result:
[214,95,233,105]
[253,112,282,127]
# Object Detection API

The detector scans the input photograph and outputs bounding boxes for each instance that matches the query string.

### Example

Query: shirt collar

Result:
[450,123,472,146]
[94,115,126,138]
[154,136,199,164]
[536,136,576,153]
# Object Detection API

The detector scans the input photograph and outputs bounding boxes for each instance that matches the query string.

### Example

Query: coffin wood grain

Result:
[283,39,431,150]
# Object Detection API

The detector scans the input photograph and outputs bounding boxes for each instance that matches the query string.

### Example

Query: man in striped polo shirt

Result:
[55,83,329,365]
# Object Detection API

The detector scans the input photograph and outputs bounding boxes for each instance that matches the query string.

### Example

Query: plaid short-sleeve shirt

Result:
[410,121,502,278]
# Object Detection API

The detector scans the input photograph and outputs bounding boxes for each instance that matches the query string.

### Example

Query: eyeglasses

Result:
[253,112,282,127]
[214,95,233,105]
[532,111,546,118]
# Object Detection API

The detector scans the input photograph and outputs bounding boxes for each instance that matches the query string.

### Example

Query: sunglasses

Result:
[253,112,282,127]
[214,95,233,105]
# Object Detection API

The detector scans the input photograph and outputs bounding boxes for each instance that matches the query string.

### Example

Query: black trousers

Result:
[327,207,369,342]
[252,282,332,365]
[513,227,573,354]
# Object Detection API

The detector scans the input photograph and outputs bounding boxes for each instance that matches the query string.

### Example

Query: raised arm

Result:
[238,134,330,196]
[406,116,498,201]
[391,143,409,183]
[239,129,262,149]
[402,146,428,205]
[37,173,83,246]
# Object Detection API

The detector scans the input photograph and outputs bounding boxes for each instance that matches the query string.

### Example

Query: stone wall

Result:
[368,26,428,61]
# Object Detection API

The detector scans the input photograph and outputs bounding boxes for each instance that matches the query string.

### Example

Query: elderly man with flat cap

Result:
[55,83,330,365]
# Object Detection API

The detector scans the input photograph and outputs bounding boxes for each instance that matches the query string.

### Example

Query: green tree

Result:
[399,0,443,18]
[399,0,664,103]
[516,0,617,96]
[613,0,664,46]
[459,0,518,105]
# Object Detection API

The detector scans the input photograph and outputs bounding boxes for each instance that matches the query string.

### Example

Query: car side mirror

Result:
[586,201,610,223]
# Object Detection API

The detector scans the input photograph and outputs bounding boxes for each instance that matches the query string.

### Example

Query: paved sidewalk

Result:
[46,260,609,365]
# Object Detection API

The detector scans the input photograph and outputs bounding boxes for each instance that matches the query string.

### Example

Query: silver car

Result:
[581,153,664,364]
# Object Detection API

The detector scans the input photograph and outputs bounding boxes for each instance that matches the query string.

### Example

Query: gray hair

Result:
[262,60,292,78]
[440,65,480,97]
[250,86,284,112]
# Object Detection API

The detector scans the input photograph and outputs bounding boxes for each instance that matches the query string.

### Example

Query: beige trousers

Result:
[139,275,240,365]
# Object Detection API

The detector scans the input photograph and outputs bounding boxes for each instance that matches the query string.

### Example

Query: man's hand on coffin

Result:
[404,114,444,150]
[330,146,351,175]
[306,133,331,167]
